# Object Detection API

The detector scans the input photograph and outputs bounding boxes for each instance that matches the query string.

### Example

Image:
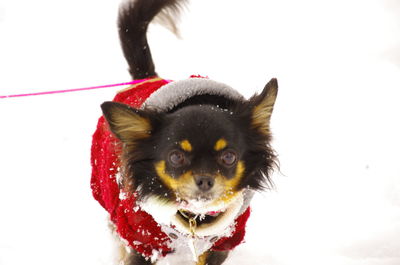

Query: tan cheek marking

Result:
[155,160,178,190]
[216,160,246,203]
[180,139,193,152]
[154,160,193,191]
[214,138,228,151]
[226,160,245,188]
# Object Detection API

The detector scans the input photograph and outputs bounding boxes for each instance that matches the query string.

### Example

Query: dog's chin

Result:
[138,191,245,237]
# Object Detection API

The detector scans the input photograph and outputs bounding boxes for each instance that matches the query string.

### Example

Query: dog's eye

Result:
[219,150,237,167]
[169,150,186,167]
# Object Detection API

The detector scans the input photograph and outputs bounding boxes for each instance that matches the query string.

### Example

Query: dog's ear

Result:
[101,102,156,143]
[248,78,278,135]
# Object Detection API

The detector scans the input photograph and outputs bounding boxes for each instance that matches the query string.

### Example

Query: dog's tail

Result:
[118,0,186,80]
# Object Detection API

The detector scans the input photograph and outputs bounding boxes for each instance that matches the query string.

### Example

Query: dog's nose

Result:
[194,175,215,191]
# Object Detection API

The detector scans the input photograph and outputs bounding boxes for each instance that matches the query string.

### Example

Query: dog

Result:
[90,0,278,264]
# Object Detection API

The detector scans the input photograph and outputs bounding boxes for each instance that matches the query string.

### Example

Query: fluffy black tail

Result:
[118,0,186,80]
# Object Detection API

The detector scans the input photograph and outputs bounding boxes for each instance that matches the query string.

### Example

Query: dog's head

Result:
[101,78,278,233]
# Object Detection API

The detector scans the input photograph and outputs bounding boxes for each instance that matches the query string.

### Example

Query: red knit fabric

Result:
[90,77,250,258]
[211,207,251,251]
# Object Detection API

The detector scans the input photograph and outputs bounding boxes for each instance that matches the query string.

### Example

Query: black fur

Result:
[102,80,277,199]
[233,80,279,190]
[125,250,152,265]
[102,0,278,264]
[206,251,230,265]
[118,0,186,79]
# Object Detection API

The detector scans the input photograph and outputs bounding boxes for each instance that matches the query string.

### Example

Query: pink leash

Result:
[0,79,147,99]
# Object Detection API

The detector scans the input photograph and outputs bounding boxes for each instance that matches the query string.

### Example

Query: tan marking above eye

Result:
[214,138,228,151]
[179,139,193,152]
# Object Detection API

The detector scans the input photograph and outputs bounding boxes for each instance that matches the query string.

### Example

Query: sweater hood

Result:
[142,77,245,111]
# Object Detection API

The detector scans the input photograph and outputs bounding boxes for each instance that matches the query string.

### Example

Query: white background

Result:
[1,0,400,264]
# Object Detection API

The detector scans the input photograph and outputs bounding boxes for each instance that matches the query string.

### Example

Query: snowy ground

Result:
[1,0,400,264]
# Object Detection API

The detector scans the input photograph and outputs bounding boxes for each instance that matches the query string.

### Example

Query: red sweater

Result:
[91,78,250,258]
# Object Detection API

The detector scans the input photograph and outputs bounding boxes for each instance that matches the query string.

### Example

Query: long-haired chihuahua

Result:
[91,0,278,264]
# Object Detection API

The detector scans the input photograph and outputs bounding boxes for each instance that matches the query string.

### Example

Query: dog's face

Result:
[101,79,278,223]
[152,104,247,205]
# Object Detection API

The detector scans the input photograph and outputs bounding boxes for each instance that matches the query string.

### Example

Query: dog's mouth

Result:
[139,191,245,237]
[171,192,244,237]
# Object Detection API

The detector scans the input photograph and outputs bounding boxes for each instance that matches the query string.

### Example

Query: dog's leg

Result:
[111,223,153,265]
[198,250,229,265]
[125,250,153,265]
